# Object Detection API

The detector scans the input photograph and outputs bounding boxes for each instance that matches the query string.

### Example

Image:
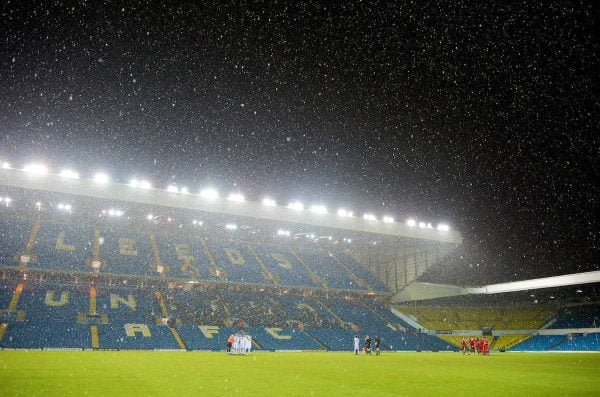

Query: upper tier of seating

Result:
[549,305,600,329]
[0,218,388,292]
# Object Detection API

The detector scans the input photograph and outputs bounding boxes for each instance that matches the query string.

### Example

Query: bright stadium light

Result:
[309,205,328,214]
[147,214,154,220]
[337,209,354,217]
[129,179,140,187]
[437,224,450,232]
[166,185,179,193]
[23,163,48,175]
[180,186,189,194]
[2,162,10,169]
[108,209,123,217]
[227,193,245,203]
[57,203,72,211]
[383,216,394,223]
[262,198,276,207]
[200,188,219,201]
[225,223,238,230]
[406,219,417,227]
[93,172,109,185]
[192,220,203,226]
[287,201,304,211]
[139,180,152,189]
[426,222,433,229]
[363,213,377,221]
[277,229,291,237]
[418,221,426,228]
[59,169,79,179]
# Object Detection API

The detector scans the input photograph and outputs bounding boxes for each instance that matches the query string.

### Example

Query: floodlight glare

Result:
[129,179,140,188]
[147,214,154,220]
[418,222,426,228]
[262,198,276,207]
[180,187,189,194]
[437,224,450,232]
[383,216,394,223]
[363,213,377,221]
[406,219,417,227]
[287,201,304,211]
[309,205,328,214]
[337,209,354,217]
[227,193,245,202]
[2,162,10,169]
[166,185,179,193]
[200,188,219,200]
[93,173,109,185]
[108,209,123,217]
[225,223,238,230]
[139,180,152,189]
[426,223,433,229]
[277,229,291,237]
[23,163,48,175]
[59,169,79,179]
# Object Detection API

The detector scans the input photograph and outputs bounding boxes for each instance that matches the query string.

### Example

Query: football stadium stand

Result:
[395,306,552,330]
[0,278,456,351]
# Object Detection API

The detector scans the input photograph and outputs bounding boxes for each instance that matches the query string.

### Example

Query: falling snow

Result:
[0,1,598,283]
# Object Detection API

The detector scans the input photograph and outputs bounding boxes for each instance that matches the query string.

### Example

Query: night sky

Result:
[1,1,598,284]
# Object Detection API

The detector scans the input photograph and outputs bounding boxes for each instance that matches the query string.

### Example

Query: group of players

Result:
[353,335,380,355]
[226,334,253,355]
[460,336,490,355]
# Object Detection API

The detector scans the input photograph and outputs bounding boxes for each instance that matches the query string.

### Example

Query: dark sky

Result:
[1,1,598,283]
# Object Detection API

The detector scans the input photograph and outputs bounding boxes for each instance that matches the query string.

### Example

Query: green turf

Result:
[1,351,599,396]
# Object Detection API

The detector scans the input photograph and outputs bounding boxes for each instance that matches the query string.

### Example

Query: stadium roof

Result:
[0,167,462,244]
[393,271,600,302]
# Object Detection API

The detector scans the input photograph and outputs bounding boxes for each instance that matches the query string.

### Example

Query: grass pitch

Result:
[1,351,599,396]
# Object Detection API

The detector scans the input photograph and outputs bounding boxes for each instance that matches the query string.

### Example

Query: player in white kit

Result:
[353,335,360,355]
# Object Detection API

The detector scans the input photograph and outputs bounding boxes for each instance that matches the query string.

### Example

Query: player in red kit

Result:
[469,337,475,355]
[460,337,467,355]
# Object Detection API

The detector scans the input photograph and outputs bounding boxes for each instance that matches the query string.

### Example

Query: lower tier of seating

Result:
[0,279,455,352]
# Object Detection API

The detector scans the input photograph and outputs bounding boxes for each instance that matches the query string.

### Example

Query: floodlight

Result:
[426,223,433,229]
[437,224,450,232]
[192,220,203,226]
[57,203,72,211]
[262,198,276,207]
[23,163,48,175]
[287,201,304,211]
[277,229,291,237]
[225,223,238,230]
[337,209,354,217]
[108,209,123,217]
[383,216,394,223]
[147,214,154,220]
[180,187,189,194]
[406,219,417,227]
[2,162,10,169]
[418,222,426,228]
[363,213,377,221]
[93,173,109,185]
[166,185,179,193]
[200,188,219,200]
[309,205,328,214]
[129,179,140,188]
[139,180,152,189]
[227,193,245,202]
[59,169,79,179]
